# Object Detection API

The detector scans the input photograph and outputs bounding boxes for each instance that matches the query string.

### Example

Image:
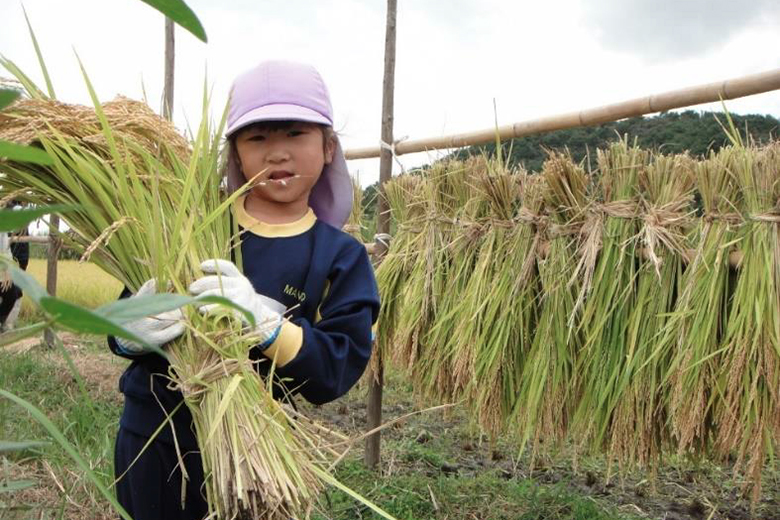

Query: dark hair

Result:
[233,120,335,149]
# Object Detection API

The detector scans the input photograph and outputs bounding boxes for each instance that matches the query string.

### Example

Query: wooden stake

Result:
[365,0,397,470]
[345,68,780,159]
[43,214,60,348]
[163,17,175,121]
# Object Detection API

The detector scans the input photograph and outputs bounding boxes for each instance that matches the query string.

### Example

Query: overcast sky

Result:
[2,0,779,187]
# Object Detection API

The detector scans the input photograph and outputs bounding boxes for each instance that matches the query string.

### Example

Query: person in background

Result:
[0,201,30,332]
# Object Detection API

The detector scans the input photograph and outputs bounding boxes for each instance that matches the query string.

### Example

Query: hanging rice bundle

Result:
[714,142,780,500]
[572,138,647,453]
[373,174,426,374]
[393,162,469,389]
[0,81,389,519]
[344,174,364,240]
[514,151,588,453]
[608,153,695,469]
[660,147,743,461]
[420,157,495,402]
[470,171,543,436]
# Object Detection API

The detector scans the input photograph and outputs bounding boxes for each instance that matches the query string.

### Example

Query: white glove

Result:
[115,279,185,354]
[189,259,285,346]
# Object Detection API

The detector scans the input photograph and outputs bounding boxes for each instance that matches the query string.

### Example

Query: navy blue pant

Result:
[114,427,208,520]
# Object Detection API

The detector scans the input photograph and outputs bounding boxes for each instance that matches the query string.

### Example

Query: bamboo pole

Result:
[43,214,60,348]
[344,68,780,159]
[163,17,175,121]
[365,0,397,470]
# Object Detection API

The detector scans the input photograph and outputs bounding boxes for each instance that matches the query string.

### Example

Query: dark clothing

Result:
[109,204,379,518]
[114,427,208,520]
[0,237,29,327]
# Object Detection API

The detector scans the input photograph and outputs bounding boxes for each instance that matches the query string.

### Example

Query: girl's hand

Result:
[189,259,285,348]
[116,279,185,354]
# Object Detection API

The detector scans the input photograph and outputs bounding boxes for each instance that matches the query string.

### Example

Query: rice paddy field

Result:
[17,259,123,322]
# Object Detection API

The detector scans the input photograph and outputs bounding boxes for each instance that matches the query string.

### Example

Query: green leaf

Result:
[0,440,48,452]
[0,390,132,519]
[38,296,156,348]
[4,261,48,303]
[137,0,208,42]
[0,139,53,165]
[0,88,20,110]
[0,204,76,232]
[0,480,37,494]
[22,5,56,99]
[0,322,49,348]
[97,293,256,327]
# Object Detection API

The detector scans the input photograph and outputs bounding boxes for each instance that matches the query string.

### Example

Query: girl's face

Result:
[234,121,335,205]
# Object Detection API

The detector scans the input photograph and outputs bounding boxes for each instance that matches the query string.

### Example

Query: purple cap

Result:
[225,60,352,229]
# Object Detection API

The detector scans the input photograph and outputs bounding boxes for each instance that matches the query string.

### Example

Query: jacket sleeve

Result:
[263,242,379,405]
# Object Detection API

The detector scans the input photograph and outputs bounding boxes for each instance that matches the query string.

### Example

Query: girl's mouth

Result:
[268,170,295,181]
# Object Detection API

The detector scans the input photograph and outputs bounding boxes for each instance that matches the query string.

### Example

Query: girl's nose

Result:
[266,145,290,163]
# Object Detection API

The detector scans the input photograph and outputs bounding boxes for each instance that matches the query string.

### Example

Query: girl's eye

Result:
[247,134,266,142]
[288,130,305,137]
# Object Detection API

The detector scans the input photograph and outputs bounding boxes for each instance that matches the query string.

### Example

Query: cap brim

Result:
[226,104,332,136]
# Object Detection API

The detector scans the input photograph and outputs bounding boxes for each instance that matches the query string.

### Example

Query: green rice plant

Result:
[608,153,695,469]
[714,142,780,500]
[572,138,647,454]
[514,152,587,454]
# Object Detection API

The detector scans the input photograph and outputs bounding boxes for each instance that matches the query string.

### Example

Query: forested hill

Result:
[450,110,780,172]
[362,111,779,212]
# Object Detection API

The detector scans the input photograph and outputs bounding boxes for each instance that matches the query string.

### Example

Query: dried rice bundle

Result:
[0,96,191,171]
[420,157,492,401]
[393,162,469,386]
[572,138,647,452]
[609,152,695,468]
[515,151,587,453]
[470,171,543,436]
[0,84,388,518]
[660,148,743,460]
[714,143,780,500]
[343,175,364,240]
[373,174,426,374]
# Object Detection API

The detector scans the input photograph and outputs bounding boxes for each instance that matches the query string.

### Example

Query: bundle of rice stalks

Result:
[0,73,389,519]
[343,174,364,240]
[470,170,543,436]
[373,174,425,373]
[608,152,695,469]
[715,141,780,500]
[514,151,588,453]
[0,95,191,171]
[660,147,743,462]
[393,161,470,385]
[572,138,647,452]
[419,157,492,402]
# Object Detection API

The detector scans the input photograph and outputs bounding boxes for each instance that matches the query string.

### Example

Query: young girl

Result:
[108,60,379,520]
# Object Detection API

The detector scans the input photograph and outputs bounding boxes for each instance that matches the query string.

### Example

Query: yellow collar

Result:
[233,195,317,238]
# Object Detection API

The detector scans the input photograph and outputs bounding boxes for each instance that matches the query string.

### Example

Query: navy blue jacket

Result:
[109,200,379,448]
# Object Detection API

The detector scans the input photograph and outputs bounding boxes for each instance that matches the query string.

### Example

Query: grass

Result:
[1,334,778,519]
[18,259,123,323]
[0,336,127,519]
